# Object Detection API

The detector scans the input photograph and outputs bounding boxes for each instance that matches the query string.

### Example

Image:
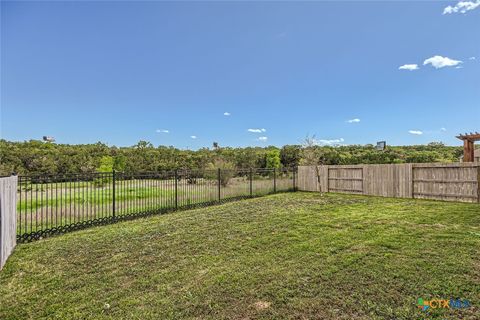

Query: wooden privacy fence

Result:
[1,176,18,270]
[298,163,480,203]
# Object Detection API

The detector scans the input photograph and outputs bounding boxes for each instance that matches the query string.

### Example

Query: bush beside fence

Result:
[298,163,480,203]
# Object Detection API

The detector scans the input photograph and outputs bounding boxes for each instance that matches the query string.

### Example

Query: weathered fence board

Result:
[362,164,413,198]
[1,176,18,270]
[298,163,480,203]
[298,166,321,192]
[328,167,363,193]
[412,165,478,202]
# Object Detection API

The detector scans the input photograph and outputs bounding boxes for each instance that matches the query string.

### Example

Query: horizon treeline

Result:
[0,139,464,176]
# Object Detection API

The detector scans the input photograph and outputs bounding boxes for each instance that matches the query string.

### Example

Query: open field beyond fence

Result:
[1,192,479,319]
[16,168,296,241]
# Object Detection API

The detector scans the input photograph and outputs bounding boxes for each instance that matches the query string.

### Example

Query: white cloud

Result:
[469,56,476,60]
[317,138,345,146]
[156,129,169,133]
[408,130,423,135]
[399,64,419,71]
[347,118,361,123]
[257,136,268,142]
[423,55,462,69]
[443,1,480,14]
[441,127,447,132]
[248,128,266,133]
[190,135,197,139]
[224,112,231,116]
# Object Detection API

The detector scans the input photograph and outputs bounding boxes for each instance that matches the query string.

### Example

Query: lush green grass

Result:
[1,192,479,319]
[17,186,176,211]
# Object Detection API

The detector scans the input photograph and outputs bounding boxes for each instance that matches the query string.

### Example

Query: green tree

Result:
[280,145,301,168]
[299,135,323,192]
[265,149,281,169]
[93,156,114,187]
[0,139,464,176]
[113,155,126,172]
[97,155,114,172]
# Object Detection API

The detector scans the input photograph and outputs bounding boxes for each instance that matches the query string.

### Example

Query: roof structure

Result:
[456,132,480,162]
[456,132,480,141]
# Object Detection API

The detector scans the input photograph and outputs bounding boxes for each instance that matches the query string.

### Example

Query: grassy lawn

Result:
[1,192,479,319]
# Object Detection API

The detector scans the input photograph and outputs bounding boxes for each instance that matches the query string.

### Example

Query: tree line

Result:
[0,139,463,176]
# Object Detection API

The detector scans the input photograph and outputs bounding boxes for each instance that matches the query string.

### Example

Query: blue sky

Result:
[1,1,479,149]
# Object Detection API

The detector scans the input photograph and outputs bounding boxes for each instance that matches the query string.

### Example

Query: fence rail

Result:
[298,163,480,203]
[16,168,296,242]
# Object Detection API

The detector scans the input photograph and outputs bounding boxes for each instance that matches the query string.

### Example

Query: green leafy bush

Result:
[266,149,281,169]
[93,156,114,187]
[205,159,235,187]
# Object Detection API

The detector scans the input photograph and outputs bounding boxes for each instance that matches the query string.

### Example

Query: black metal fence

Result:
[16,168,297,242]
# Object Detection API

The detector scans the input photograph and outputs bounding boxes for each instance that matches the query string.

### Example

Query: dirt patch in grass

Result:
[253,301,271,311]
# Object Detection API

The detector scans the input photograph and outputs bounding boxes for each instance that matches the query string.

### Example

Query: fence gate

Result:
[327,167,364,194]
[412,165,479,202]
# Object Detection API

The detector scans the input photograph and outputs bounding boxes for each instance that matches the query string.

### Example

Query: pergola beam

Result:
[456,132,480,141]
[456,132,480,162]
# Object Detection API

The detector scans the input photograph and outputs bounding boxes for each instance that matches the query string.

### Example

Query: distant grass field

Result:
[18,185,177,211]
[2,192,479,319]
[17,177,293,211]
[16,176,294,235]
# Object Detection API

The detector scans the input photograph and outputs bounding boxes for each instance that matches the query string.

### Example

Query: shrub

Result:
[93,156,114,187]
[205,159,236,187]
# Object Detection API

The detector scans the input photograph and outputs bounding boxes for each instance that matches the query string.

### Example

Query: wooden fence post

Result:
[361,166,365,195]
[411,165,415,199]
[287,168,297,191]
[477,166,480,203]
[326,166,330,193]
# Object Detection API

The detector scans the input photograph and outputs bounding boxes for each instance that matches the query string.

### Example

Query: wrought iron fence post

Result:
[112,170,116,218]
[217,168,221,202]
[249,168,253,197]
[273,168,276,193]
[174,169,178,209]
